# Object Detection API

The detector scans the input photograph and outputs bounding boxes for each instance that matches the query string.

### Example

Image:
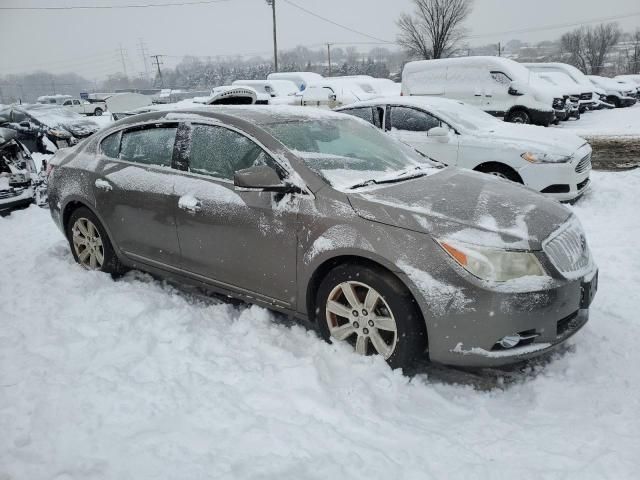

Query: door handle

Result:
[178,195,202,213]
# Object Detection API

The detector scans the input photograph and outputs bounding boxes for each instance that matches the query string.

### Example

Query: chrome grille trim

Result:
[575,153,591,174]
[543,216,594,280]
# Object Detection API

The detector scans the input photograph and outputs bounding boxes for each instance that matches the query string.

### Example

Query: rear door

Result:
[172,122,298,306]
[385,105,459,165]
[93,123,182,268]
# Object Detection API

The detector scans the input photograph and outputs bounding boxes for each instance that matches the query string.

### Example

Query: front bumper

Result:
[619,97,637,107]
[0,187,34,212]
[421,268,598,368]
[517,147,592,202]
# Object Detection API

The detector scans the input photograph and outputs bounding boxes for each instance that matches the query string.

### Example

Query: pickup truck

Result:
[61,98,107,116]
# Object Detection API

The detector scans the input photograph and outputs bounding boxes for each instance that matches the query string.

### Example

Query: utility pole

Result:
[138,38,151,80]
[497,42,501,57]
[327,43,332,76]
[119,44,129,78]
[150,55,164,87]
[265,0,278,72]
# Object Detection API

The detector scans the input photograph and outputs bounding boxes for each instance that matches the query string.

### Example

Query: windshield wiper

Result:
[349,167,427,190]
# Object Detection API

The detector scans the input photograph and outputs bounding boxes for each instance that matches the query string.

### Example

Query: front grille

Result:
[0,188,21,200]
[552,97,566,109]
[580,92,592,101]
[543,216,593,279]
[575,153,591,174]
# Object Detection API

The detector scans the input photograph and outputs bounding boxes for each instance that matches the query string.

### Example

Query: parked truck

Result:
[60,98,107,116]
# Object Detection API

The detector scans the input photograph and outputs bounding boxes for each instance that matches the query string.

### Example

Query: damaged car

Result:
[0,127,38,212]
[47,107,598,370]
[0,104,100,153]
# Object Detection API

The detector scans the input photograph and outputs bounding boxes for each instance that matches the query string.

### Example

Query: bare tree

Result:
[624,29,640,74]
[561,22,621,74]
[397,0,472,60]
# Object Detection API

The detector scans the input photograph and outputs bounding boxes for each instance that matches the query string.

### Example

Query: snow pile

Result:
[556,104,640,137]
[1,170,640,478]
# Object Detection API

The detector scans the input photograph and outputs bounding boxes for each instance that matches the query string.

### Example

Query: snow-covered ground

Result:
[1,171,640,479]
[556,103,640,138]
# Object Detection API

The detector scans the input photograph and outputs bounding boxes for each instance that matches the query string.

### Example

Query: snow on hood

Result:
[348,168,571,250]
[472,122,587,157]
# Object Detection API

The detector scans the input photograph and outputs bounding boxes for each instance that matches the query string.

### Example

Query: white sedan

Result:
[336,96,592,202]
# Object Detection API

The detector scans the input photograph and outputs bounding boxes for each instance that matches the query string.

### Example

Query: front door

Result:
[172,123,298,306]
[385,105,459,166]
[93,123,181,268]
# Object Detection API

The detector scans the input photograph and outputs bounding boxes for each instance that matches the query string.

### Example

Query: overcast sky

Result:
[1,0,639,80]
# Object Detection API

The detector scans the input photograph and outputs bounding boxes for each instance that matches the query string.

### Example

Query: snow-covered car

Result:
[0,104,100,153]
[523,63,609,111]
[299,79,377,108]
[336,96,592,202]
[402,56,560,126]
[267,71,323,91]
[614,74,640,97]
[60,97,107,116]
[535,71,589,118]
[612,77,640,99]
[231,79,299,104]
[47,106,598,369]
[587,76,637,108]
[0,127,37,212]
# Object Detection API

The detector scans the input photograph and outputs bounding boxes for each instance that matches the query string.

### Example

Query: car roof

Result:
[337,95,465,111]
[111,105,347,129]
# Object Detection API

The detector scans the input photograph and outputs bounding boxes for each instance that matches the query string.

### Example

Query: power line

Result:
[281,0,394,44]
[0,0,233,10]
[467,10,640,39]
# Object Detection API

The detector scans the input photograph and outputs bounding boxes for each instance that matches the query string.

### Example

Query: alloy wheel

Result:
[325,281,398,359]
[71,217,104,270]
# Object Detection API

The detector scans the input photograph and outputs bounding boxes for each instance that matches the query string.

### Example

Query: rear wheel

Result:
[505,109,530,124]
[315,263,426,370]
[94,108,103,116]
[66,207,124,274]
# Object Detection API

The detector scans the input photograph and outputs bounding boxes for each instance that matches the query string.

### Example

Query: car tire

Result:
[94,108,103,116]
[505,109,530,124]
[315,263,427,370]
[66,206,124,274]
[475,163,523,183]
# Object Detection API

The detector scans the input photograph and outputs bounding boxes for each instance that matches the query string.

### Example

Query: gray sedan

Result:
[47,106,598,369]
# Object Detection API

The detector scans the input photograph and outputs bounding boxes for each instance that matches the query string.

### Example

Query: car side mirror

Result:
[234,165,295,193]
[508,81,525,96]
[427,126,450,143]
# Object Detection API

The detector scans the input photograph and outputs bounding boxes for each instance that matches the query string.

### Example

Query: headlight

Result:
[521,152,571,163]
[438,239,546,282]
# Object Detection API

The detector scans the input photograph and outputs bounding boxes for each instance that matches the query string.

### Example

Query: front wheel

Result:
[315,263,426,370]
[66,207,124,274]
[505,109,530,124]
[94,108,103,116]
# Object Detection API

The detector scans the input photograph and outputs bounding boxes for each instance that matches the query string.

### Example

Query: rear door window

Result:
[342,107,375,125]
[119,126,177,167]
[389,106,441,132]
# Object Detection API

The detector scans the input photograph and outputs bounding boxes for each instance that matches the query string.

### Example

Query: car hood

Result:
[469,123,587,157]
[63,120,99,137]
[347,168,571,251]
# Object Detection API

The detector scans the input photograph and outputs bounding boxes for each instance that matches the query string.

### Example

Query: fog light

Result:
[498,334,521,349]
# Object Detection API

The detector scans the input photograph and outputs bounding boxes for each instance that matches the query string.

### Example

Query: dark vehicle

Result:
[0,104,100,153]
[0,127,37,212]
[47,107,598,370]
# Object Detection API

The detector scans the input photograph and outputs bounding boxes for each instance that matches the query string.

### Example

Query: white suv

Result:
[336,96,592,202]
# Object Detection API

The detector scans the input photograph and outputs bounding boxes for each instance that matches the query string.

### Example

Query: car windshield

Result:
[431,101,501,132]
[262,117,437,190]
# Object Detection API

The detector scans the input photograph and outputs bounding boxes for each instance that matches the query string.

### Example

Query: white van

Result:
[523,63,602,110]
[266,72,323,91]
[401,56,558,126]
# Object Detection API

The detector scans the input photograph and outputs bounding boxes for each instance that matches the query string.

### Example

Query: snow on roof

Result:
[231,79,299,96]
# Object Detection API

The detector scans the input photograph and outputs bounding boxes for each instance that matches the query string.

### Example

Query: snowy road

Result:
[1,170,640,479]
